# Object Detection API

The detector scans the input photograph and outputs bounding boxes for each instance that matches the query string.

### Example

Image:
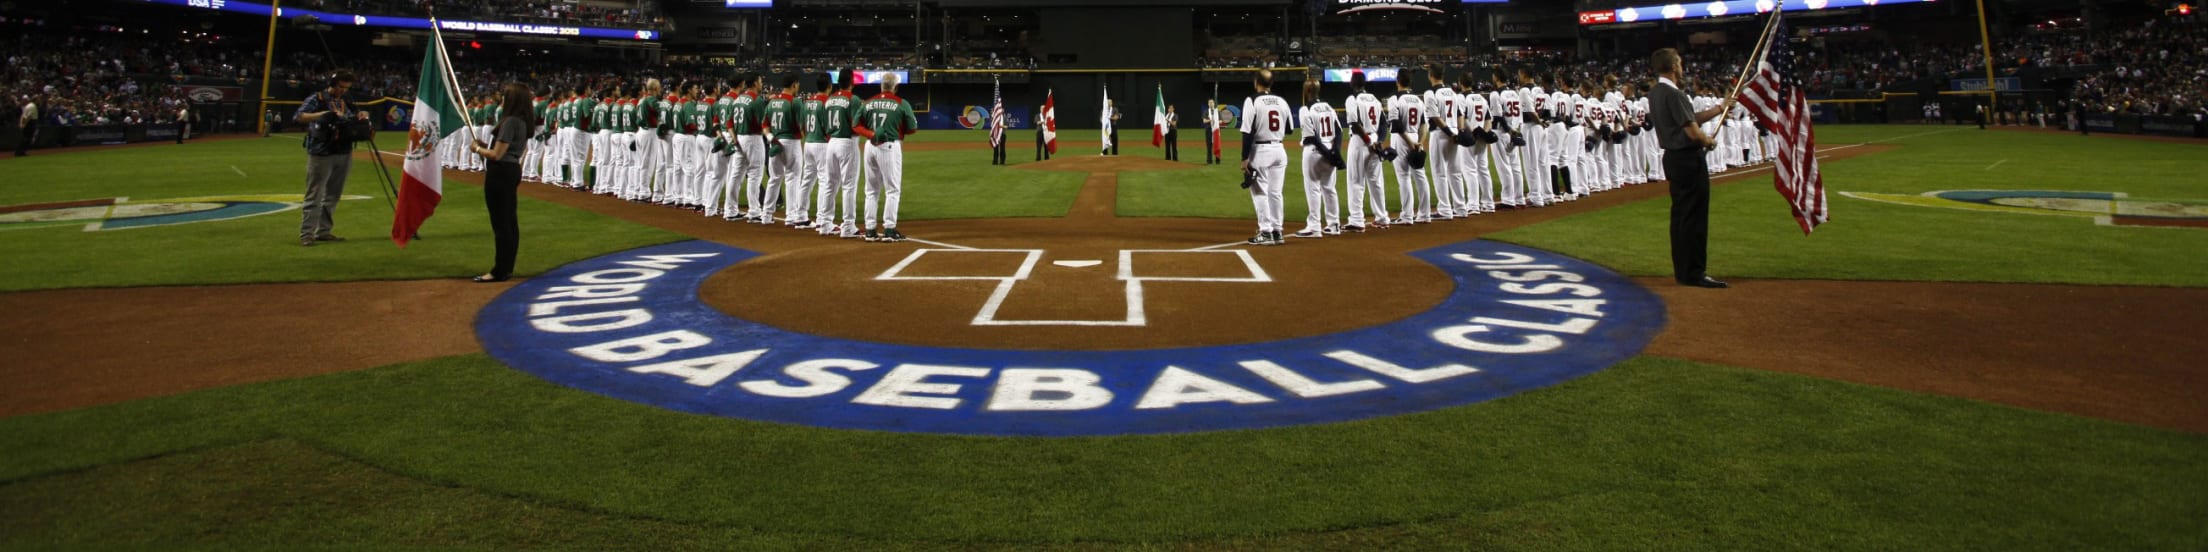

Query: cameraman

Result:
[294,71,368,247]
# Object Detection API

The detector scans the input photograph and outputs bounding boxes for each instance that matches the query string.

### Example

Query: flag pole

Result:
[1725,7,1783,102]
[429,18,473,129]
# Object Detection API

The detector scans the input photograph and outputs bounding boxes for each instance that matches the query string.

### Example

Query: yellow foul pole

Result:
[258,0,281,135]
[1975,0,1998,124]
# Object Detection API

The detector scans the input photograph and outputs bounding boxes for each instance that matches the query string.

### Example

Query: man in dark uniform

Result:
[1647,48,1733,289]
[1201,99,1219,164]
[1035,98,1052,161]
[1164,104,1179,161]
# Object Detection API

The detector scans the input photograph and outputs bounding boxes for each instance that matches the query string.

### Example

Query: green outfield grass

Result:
[2,354,2202,550]
[1488,125,2208,286]
[0,137,685,291]
[881,140,1087,221]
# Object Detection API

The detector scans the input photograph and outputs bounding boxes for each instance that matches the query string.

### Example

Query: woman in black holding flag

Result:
[468,83,536,283]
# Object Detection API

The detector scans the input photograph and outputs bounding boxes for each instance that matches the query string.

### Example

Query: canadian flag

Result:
[1043,90,1057,155]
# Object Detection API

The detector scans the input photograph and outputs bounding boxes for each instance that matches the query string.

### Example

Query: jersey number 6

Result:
[1268,111,1281,133]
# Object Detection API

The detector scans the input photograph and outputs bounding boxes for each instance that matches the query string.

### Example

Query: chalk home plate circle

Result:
[475,239,1666,436]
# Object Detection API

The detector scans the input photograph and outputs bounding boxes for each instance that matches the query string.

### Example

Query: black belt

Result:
[1663,147,1703,154]
[1255,140,1278,144]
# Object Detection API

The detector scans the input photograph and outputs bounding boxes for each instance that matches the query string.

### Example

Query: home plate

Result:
[1053,260,1103,268]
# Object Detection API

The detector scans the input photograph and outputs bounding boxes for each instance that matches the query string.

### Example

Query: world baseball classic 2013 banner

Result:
[476,240,1666,436]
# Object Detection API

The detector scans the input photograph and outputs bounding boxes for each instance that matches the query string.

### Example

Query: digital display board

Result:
[1323,68,1399,83]
[1331,0,1450,15]
[830,70,911,86]
[1580,0,1937,25]
[145,0,660,40]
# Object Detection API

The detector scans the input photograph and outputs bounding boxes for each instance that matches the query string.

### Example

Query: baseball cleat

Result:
[1324,225,1343,235]
[864,229,880,242]
[1293,229,1323,239]
[1246,233,1269,246]
[883,229,907,242]
[1346,224,1366,233]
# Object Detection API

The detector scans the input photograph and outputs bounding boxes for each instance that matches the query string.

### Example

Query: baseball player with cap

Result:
[1296,80,1342,238]
[1386,79,1429,224]
[1422,66,1463,220]
[1518,70,1553,207]
[701,83,735,216]
[522,92,548,182]
[1342,71,1388,231]
[1240,69,1293,246]
[763,76,804,225]
[822,70,862,239]
[1543,76,1573,203]
[799,75,831,230]
[663,86,694,206]
[588,89,613,193]
[1459,72,1493,215]
[723,74,765,220]
[1489,72,1527,209]
[853,73,919,242]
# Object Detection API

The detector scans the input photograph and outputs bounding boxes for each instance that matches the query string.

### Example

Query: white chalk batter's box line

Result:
[875,248,1273,327]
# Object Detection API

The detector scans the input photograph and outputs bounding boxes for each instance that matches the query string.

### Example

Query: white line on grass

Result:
[1866,127,1966,144]
[229,165,248,178]
[905,237,975,250]
[1987,159,2008,170]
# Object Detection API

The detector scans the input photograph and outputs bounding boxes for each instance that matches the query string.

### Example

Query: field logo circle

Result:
[477,239,1665,436]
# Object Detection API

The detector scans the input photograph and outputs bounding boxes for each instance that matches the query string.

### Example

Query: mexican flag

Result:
[1042,90,1057,155]
[392,39,463,247]
[1151,85,1166,147]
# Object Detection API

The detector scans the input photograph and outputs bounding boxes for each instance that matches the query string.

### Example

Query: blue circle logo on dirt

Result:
[477,240,1665,436]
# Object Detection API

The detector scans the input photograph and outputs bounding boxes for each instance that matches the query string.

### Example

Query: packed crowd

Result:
[294,0,666,29]
[3,32,212,139]
[2064,21,2208,117]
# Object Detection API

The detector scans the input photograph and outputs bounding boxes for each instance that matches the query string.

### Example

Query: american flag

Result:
[1735,13,1827,234]
[990,77,1006,148]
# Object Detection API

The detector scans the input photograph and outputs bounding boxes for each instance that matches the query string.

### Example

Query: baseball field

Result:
[2,124,2204,550]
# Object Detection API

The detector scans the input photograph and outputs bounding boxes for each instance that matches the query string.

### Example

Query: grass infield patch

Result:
[2,354,2202,549]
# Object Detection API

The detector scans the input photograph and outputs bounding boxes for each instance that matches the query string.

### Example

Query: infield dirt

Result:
[6,141,2204,434]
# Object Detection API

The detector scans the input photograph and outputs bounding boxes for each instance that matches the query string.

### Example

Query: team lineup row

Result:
[433,66,1771,244]
[1232,66,1774,245]
[443,69,921,242]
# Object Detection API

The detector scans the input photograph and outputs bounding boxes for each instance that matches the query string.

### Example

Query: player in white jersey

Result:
[1341,72,1388,231]
[1544,77,1573,202]
[1239,69,1294,246]
[1459,72,1494,215]
[1294,81,1342,238]
[1555,82,1583,201]
[1489,73,1528,208]
[1386,80,1429,224]
[1421,65,1463,220]
[1518,72,1552,207]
